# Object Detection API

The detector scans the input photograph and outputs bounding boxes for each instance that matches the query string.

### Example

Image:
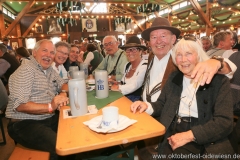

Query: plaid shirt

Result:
[5,56,65,120]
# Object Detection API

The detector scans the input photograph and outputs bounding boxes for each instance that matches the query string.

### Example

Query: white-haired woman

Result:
[131,35,234,157]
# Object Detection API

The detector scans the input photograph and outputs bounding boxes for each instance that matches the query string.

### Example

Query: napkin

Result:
[83,115,137,133]
[87,105,98,114]
[63,105,98,119]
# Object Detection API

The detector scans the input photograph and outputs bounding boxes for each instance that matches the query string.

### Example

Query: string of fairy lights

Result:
[4,1,240,36]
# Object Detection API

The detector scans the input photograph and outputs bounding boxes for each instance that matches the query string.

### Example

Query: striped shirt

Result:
[5,56,65,120]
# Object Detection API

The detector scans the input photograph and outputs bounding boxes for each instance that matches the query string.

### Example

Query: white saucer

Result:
[83,115,137,133]
[86,86,95,91]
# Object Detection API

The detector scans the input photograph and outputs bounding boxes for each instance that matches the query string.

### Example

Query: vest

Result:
[1,52,20,82]
[143,53,177,92]
[83,50,103,74]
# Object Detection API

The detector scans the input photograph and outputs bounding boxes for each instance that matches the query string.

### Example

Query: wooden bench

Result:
[9,144,50,160]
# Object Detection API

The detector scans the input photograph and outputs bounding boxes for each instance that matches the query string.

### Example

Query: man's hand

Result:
[167,130,195,150]
[51,95,69,111]
[191,59,220,86]
[130,101,148,113]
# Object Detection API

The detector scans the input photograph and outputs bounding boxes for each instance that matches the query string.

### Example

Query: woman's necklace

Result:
[178,78,198,123]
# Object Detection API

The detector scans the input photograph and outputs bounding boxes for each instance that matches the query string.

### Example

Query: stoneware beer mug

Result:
[68,78,88,116]
[102,106,119,127]
[95,70,109,99]
[72,70,85,79]
[80,63,88,79]
[68,66,79,79]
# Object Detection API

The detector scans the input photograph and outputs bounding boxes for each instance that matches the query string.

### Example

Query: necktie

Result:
[59,70,63,78]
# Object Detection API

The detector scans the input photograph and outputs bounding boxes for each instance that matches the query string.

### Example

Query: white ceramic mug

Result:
[102,106,119,127]
[95,70,109,99]
[68,78,88,116]
[80,63,88,79]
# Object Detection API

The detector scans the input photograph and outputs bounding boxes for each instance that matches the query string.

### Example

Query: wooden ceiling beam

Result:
[3,0,35,37]
[27,4,53,13]
[130,16,144,31]
[2,0,146,4]
[189,0,212,28]
[25,13,142,17]
[22,16,40,37]
[122,6,137,14]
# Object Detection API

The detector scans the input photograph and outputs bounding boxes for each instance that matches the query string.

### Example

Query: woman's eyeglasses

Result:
[125,47,139,53]
[183,34,197,42]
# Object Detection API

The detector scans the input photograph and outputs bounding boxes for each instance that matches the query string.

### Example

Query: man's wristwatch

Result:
[211,55,224,71]
[61,90,68,96]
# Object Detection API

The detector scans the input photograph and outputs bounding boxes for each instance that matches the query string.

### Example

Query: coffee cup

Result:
[102,106,119,127]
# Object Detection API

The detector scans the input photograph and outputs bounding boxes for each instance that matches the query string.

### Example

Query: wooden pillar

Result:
[16,24,22,47]
[205,0,211,36]
[66,24,69,43]
[108,18,112,31]
[168,13,172,25]
[0,2,5,39]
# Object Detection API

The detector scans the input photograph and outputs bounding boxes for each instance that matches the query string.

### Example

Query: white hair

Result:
[103,35,117,43]
[171,38,209,65]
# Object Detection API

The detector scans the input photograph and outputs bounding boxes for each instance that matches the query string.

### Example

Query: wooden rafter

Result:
[2,0,145,4]
[108,5,131,14]
[27,4,53,14]
[130,16,144,31]
[22,15,41,37]
[3,0,35,37]
[189,0,212,28]
[122,6,137,14]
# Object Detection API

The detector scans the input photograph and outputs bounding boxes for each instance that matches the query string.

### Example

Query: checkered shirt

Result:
[5,56,66,120]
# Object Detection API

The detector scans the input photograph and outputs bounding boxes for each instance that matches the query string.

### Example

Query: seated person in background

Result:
[200,36,212,52]
[131,35,235,157]
[111,36,147,102]
[0,44,20,86]
[63,44,80,71]
[77,41,88,63]
[6,39,69,160]
[207,31,235,58]
[83,43,103,75]
[231,31,240,52]
[93,35,128,81]
[52,41,70,80]
[15,46,30,64]
[2,37,13,50]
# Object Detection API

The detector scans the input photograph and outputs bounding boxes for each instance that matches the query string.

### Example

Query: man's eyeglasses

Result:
[125,47,139,53]
[103,41,116,47]
[183,34,197,42]
[56,50,68,56]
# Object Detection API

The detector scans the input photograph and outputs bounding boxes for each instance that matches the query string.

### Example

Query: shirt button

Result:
[204,100,208,104]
